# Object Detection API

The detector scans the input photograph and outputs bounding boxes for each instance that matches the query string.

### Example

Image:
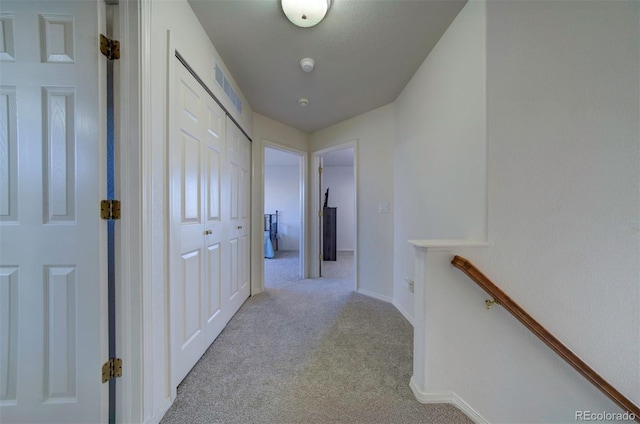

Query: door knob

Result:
[237,225,243,230]
[204,230,213,235]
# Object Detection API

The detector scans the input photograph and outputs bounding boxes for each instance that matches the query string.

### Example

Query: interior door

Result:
[0,1,106,422]
[169,60,229,385]
[226,118,250,312]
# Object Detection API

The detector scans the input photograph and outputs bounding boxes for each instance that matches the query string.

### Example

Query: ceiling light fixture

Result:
[281,0,331,28]
[298,98,309,107]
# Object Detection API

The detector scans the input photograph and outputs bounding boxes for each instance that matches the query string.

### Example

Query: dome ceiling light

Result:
[281,0,331,28]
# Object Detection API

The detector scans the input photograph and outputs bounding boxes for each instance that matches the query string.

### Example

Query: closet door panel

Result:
[171,60,229,386]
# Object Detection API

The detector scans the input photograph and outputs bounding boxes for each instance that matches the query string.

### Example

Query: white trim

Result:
[311,154,322,278]
[97,1,109,420]
[392,299,413,326]
[408,239,491,251]
[351,142,359,292]
[311,140,358,293]
[139,0,158,421]
[357,288,393,304]
[166,29,179,401]
[143,398,172,424]
[114,0,145,422]
[336,249,354,254]
[262,139,308,288]
[355,289,415,328]
[409,377,489,424]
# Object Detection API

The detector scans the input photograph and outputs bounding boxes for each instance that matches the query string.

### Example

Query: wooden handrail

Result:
[451,255,640,421]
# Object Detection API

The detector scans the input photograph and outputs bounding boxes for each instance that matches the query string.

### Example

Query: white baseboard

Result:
[358,290,415,326]
[409,377,489,424]
[144,397,173,424]
[337,250,354,255]
[356,288,393,304]
[392,299,413,326]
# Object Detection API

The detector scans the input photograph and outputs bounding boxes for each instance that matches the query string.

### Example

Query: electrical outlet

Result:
[404,277,414,293]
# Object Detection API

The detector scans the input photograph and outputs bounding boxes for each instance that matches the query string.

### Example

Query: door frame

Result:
[311,140,358,291]
[261,140,308,289]
[113,0,147,422]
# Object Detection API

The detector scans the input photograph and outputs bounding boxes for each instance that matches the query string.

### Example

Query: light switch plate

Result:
[378,202,389,213]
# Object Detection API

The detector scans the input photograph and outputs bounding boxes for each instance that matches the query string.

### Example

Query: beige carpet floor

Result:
[264,250,355,286]
[160,251,472,424]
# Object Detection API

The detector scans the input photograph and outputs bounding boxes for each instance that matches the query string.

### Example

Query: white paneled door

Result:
[0,1,106,423]
[226,117,251,313]
[170,58,250,387]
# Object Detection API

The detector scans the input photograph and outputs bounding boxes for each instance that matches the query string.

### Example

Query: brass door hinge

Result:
[318,210,323,217]
[319,254,323,261]
[101,200,121,220]
[102,357,122,383]
[318,166,323,174]
[100,34,120,60]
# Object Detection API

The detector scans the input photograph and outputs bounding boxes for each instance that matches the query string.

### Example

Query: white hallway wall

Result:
[392,0,639,422]
[264,165,300,251]
[322,166,355,252]
[311,104,395,301]
[393,0,487,320]
[473,0,639,418]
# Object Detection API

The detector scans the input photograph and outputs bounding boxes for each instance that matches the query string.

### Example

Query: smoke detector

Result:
[300,58,315,73]
[298,98,309,107]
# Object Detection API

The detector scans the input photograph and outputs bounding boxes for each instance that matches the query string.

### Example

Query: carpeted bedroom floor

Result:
[160,251,472,424]
[264,250,355,284]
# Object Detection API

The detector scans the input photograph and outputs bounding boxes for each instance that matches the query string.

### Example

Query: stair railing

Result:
[451,255,640,421]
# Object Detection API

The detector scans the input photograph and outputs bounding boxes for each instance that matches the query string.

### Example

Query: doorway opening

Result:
[312,142,357,290]
[263,143,306,288]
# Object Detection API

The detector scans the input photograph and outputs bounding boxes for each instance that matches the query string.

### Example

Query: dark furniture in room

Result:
[323,207,337,261]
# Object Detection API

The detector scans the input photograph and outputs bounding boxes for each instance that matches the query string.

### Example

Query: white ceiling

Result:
[188,0,467,133]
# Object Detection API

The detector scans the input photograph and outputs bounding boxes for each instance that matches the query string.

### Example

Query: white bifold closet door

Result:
[169,58,250,387]
[226,116,251,314]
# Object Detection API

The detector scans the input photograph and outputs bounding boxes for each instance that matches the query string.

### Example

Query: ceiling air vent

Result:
[214,64,242,114]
